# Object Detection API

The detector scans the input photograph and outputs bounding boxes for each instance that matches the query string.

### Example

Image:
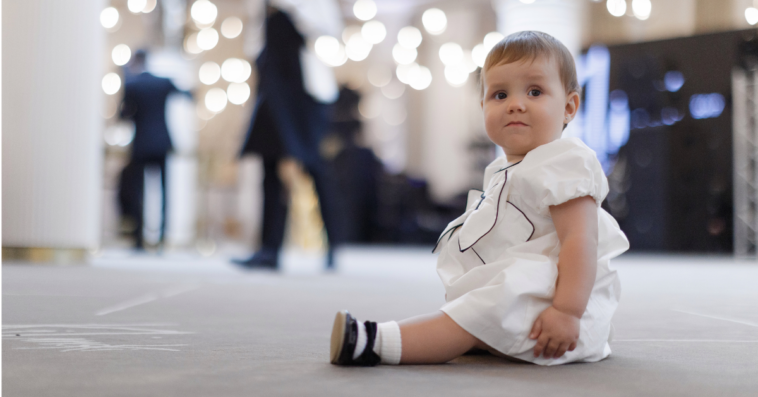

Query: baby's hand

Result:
[528,306,580,359]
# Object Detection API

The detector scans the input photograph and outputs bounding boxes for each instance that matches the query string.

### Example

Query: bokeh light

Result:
[227,83,251,105]
[358,95,382,119]
[342,25,361,44]
[315,35,341,61]
[205,87,228,112]
[128,0,147,14]
[326,45,348,67]
[392,43,417,65]
[396,63,419,85]
[102,73,122,95]
[472,44,487,68]
[483,32,504,53]
[368,66,392,87]
[422,8,447,35]
[346,33,372,61]
[196,101,215,120]
[143,0,157,13]
[100,7,119,29]
[439,42,463,66]
[362,21,386,44]
[197,28,219,50]
[353,0,377,21]
[199,61,221,85]
[397,26,422,49]
[191,0,218,26]
[632,0,651,20]
[444,65,469,87]
[221,58,252,83]
[184,33,203,54]
[462,51,478,73]
[316,35,348,66]
[746,7,758,25]
[221,17,244,39]
[112,44,132,66]
[607,0,627,17]
[381,79,405,99]
[409,65,432,90]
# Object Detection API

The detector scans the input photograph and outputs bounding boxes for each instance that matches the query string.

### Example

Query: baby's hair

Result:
[479,31,581,99]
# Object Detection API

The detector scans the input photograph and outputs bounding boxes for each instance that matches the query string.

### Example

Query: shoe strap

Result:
[353,321,381,366]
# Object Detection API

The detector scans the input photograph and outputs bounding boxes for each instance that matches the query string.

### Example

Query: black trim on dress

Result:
[506,200,536,241]
[458,171,508,252]
[471,247,486,264]
[431,223,463,253]
[494,160,522,174]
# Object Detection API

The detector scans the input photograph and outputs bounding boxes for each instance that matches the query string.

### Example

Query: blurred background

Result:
[5,0,758,263]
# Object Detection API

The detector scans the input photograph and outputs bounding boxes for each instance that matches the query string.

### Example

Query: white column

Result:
[2,0,105,249]
[493,0,586,56]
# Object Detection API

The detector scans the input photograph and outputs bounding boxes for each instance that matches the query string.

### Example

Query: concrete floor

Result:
[3,248,758,396]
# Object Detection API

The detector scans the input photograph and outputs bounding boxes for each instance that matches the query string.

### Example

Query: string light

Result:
[422,8,447,35]
[191,0,218,26]
[353,0,377,21]
[205,88,227,112]
[392,43,417,65]
[199,62,221,85]
[227,83,251,105]
[184,33,203,54]
[143,0,157,13]
[128,0,147,14]
[607,0,627,17]
[439,43,463,66]
[100,7,119,29]
[197,28,219,50]
[112,44,132,66]
[221,17,243,39]
[221,58,252,83]
[632,0,651,20]
[747,7,758,25]
[361,21,386,44]
[102,73,122,95]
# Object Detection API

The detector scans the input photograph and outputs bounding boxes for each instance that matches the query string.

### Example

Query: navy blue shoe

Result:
[330,310,381,366]
[231,249,278,270]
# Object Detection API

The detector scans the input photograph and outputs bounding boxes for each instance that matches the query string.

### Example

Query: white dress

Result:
[434,137,630,366]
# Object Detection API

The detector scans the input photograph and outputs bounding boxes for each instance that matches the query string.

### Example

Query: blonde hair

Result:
[480,31,580,98]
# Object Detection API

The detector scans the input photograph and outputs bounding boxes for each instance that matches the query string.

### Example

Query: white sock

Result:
[375,321,402,365]
[351,320,402,364]
[352,321,368,360]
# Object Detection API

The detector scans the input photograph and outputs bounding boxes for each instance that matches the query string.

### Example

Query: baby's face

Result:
[481,55,578,159]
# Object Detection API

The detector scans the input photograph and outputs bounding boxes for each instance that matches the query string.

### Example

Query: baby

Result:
[330,31,629,366]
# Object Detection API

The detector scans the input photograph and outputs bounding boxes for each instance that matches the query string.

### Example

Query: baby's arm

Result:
[529,195,598,359]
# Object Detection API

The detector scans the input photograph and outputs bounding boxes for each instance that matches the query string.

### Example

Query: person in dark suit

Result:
[233,4,344,269]
[119,50,191,249]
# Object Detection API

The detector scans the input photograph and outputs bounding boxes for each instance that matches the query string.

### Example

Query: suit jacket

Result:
[121,72,180,160]
[240,9,331,166]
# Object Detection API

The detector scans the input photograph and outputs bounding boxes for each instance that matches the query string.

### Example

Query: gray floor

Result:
[3,248,758,397]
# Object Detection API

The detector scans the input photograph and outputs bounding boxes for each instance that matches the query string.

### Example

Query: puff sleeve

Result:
[514,138,609,217]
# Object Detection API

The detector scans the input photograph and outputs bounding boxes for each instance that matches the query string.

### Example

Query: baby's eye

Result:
[529,89,542,96]
[495,92,507,100]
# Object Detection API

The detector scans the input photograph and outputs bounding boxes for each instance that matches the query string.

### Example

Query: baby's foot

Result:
[330,310,381,366]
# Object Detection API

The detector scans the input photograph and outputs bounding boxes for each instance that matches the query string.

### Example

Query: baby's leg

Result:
[398,311,486,364]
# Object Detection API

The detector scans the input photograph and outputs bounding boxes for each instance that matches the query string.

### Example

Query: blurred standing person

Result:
[119,50,191,249]
[233,0,344,269]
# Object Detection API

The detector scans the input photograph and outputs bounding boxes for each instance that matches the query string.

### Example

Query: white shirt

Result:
[434,137,630,365]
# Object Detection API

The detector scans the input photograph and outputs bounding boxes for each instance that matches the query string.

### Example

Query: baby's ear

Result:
[565,91,580,117]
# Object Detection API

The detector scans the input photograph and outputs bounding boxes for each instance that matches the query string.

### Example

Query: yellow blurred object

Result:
[278,159,326,251]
